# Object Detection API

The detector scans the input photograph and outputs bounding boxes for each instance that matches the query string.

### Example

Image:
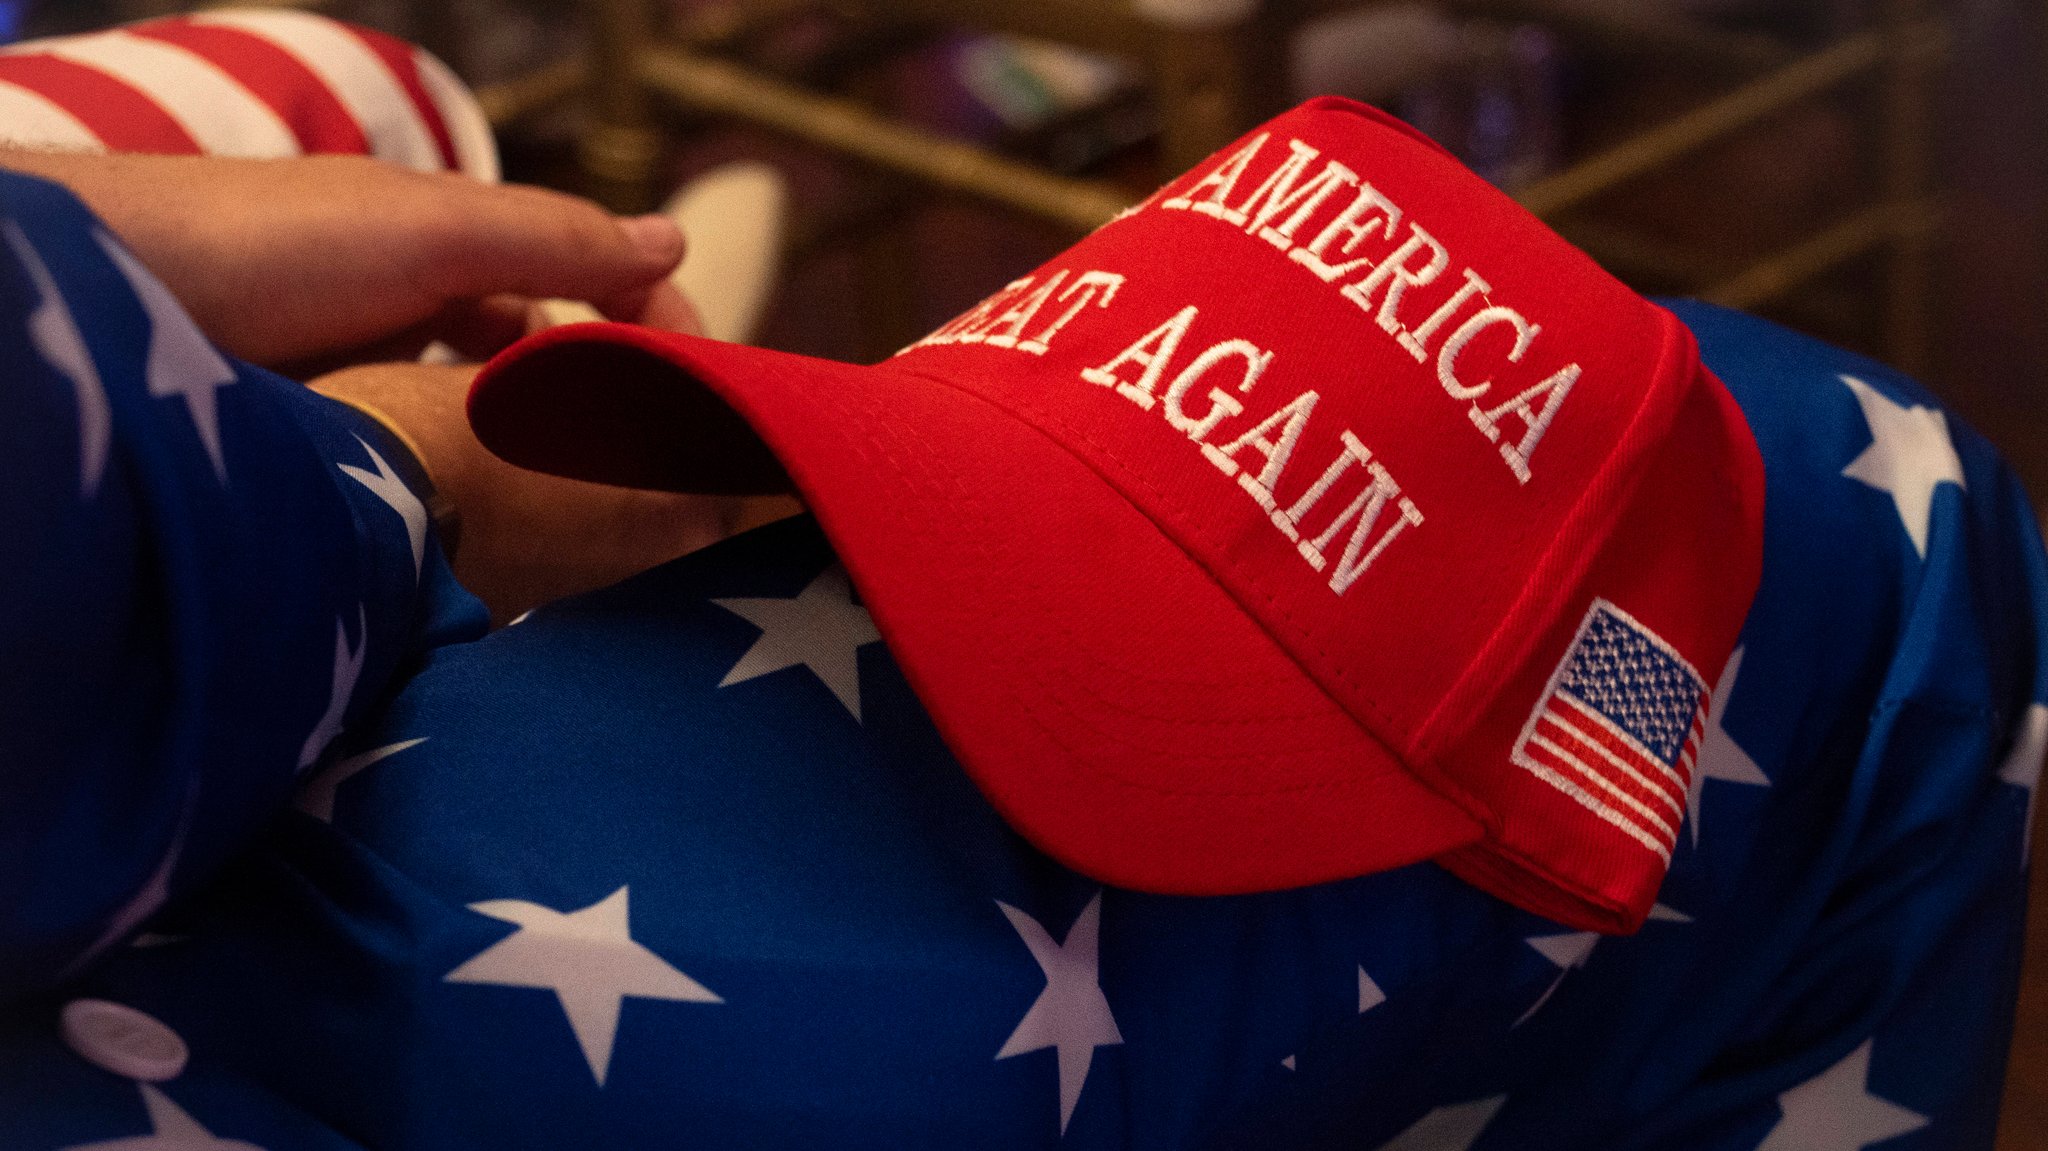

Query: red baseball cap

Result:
[470,97,1765,934]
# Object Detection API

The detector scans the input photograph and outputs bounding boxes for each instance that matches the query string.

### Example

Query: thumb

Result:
[414,180,685,307]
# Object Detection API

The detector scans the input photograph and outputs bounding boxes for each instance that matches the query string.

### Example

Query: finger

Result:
[433,294,536,361]
[590,281,654,325]
[587,279,705,337]
[411,181,686,308]
[291,294,539,376]
[630,282,706,337]
[529,299,604,332]
[272,323,440,382]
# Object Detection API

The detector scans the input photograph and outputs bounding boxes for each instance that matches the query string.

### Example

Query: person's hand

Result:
[307,359,793,623]
[0,150,700,369]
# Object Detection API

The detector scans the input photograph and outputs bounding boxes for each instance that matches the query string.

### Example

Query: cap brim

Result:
[470,323,1485,894]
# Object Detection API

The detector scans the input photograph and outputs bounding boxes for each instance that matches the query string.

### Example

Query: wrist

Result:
[310,363,476,559]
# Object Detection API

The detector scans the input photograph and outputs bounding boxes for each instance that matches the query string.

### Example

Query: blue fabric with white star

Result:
[0,169,486,1000]
[0,169,2039,1150]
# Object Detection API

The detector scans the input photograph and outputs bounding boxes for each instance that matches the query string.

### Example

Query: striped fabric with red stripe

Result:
[0,52,198,154]
[123,19,372,157]
[336,24,457,172]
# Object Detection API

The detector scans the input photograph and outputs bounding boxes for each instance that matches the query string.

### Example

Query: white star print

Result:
[1376,1095,1508,1151]
[93,231,239,483]
[995,892,1123,1136]
[444,886,720,1085]
[5,221,110,496]
[1514,931,1597,1027]
[130,933,189,949]
[1284,967,1389,1072]
[1649,902,1694,923]
[1755,1039,1928,1151]
[339,437,427,577]
[1840,375,1965,559]
[712,565,881,721]
[61,1084,263,1150]
[74,834,179,970]
[1999,703,2048,866]
[62,787,195,981]
[1358,966,1387,1013]
[295,737,425,823]
[298,607,366,772]
[1688,646,1771,849]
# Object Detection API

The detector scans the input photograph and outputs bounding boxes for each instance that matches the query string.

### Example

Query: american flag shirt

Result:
[0,128,2040,1151]
[0,10,495,178]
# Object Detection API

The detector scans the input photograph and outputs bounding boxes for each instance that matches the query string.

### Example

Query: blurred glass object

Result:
[1396,19,1564,190]
[1292,4,1563,190]
[955,35,1133,132]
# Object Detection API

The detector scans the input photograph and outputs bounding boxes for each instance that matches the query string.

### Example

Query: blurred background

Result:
[11,0,2036,470]
[18,1,2038,465]
[7,0,2044,1143]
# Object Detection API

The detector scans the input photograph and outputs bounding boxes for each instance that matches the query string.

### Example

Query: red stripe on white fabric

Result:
[409,47,497,182]
[0,78,105,152]
[34,31,299,158]
[336,24,459,172]
[127,20,372,157]
[0,53,198,153]
[186,11,441,172]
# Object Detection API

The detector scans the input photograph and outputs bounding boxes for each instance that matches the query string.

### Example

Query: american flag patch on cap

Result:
[1510,600,1709,861]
